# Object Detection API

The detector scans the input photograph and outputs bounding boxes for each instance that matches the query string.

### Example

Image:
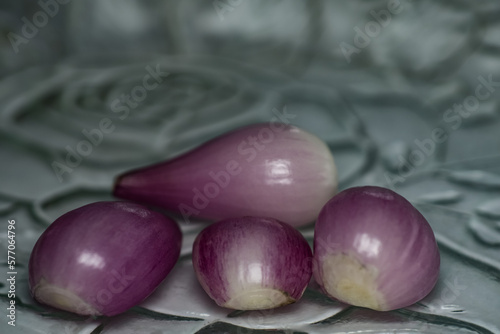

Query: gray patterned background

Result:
[0,0,499,333]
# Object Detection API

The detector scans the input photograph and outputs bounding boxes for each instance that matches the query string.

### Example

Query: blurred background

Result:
[1,1,500,333]
[2,0,499,189]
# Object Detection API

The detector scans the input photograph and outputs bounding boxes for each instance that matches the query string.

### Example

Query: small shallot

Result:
[29,201,182,316]
[313,186,440,311]
[192,216,312,310]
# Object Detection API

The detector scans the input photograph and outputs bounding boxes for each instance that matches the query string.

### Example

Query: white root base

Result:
[224,288,295,310]
[33,279,100,316]
[321,253,385,310]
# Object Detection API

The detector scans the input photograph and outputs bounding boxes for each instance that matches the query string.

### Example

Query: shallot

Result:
[113,123,337,227]
[192,216,312,310]
[313,186,440,311]
[29,201,182,316]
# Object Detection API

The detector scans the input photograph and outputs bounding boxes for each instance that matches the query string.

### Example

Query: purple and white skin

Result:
[192,217,313,310]
[29,201,182,316]
[313,186,440,311]
[113,123,337,227]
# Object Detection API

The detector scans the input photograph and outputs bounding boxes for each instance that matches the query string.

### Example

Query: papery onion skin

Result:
[28,201,182,316]
[313,186,440,311]
[113,123,337,227]
[192,216,313,310]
